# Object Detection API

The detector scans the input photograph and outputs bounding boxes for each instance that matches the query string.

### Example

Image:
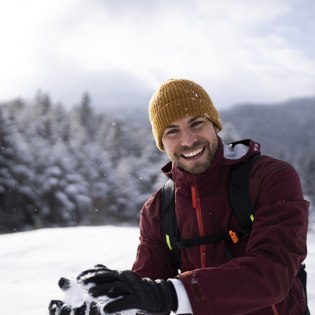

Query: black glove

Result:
[48,276,101,315]
[78,265,178,314]
[48,300,100,315]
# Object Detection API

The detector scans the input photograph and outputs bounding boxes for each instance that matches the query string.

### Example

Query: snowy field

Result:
[0,225,314,315]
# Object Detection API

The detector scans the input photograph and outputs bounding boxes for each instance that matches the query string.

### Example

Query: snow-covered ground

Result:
[0,226,314,314]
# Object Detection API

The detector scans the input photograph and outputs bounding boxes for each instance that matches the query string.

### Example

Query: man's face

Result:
[162,116,218,174]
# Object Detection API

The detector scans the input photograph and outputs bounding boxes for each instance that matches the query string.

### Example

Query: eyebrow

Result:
[165,117,203,130]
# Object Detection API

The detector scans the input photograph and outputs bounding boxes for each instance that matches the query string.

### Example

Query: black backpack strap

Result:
[228,154,260,229]
[176,231,231,249]
[298,264,310,315]
[160,179,182,271]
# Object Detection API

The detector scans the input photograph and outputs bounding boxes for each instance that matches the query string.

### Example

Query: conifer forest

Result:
[0,93,314,233]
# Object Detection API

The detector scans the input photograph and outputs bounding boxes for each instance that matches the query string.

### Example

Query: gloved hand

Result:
[77,265,178,314]
[48,300,100,315]
[48,276,101,315]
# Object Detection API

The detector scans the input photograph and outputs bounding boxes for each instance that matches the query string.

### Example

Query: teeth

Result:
[183,147,203,158]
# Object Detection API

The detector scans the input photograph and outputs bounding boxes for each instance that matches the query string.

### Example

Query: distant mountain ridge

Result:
[104,95,315,160]
[104,96,315,151]
[220,97,315,158]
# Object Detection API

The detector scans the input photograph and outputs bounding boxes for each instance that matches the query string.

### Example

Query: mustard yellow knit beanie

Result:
[149,79,222,151]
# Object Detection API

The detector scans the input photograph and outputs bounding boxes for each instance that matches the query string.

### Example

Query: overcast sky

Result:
[1,0,315,110]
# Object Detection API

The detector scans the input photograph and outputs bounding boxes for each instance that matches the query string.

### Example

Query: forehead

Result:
[165,115,206,128]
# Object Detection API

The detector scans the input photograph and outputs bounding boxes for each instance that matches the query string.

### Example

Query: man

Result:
[50,79,309,314]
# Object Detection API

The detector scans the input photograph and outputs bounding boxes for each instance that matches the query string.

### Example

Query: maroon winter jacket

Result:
[132,138,309,315]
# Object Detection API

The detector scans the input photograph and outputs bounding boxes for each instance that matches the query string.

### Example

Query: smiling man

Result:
[50,79,309,315]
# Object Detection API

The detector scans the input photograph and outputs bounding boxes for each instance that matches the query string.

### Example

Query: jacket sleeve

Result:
[178,157,309,315]
[132,189,179,279]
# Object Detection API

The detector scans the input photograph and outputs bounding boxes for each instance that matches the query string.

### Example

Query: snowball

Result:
[60,278,137,314]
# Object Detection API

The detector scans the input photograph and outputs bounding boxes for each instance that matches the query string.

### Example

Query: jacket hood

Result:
[223,138,260,164]
[161,137,261,188]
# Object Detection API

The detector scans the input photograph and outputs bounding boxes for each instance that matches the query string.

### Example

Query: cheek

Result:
[162,138,173,153]
[163,141,179,158]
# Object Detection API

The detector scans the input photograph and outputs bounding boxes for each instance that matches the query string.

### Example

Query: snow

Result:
[0,225,314,315]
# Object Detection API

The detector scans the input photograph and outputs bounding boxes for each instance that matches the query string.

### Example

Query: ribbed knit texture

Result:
[149,79,222,151]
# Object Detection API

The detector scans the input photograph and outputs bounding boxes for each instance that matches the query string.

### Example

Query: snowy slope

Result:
[0,226,314,315]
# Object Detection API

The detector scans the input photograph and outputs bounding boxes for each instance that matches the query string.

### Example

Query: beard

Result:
[169,138,218,175]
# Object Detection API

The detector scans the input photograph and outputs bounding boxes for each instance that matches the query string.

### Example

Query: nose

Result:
[180,128,198,147]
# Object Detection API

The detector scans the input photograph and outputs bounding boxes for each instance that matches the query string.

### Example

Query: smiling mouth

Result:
[180,146,205,159]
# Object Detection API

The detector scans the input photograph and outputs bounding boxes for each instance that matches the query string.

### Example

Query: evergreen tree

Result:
[0,93,313,233]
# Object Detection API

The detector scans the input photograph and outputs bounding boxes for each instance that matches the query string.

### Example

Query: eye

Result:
[165,128,179,136]
[190,120,204,128]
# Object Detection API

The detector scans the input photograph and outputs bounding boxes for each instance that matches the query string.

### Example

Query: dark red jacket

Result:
[132,138,309,315]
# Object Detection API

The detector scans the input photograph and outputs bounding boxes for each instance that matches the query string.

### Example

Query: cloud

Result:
[0,0,314,108]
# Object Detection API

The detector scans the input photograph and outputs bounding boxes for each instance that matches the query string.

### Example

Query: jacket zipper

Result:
[271,304,279,315]
[191,185,207,268]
